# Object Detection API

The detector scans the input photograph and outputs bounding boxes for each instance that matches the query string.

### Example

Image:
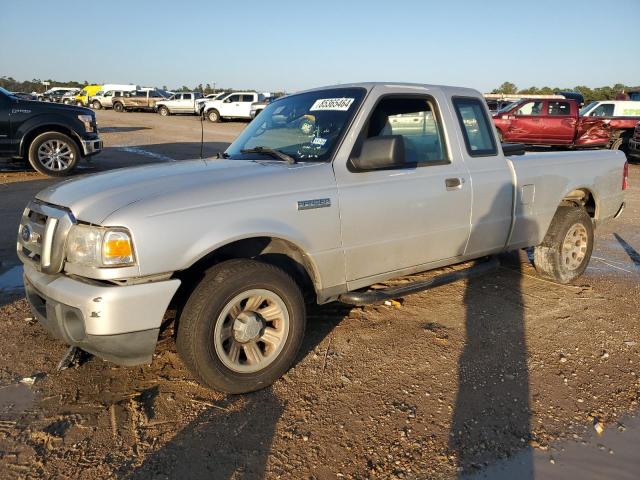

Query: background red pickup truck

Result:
[493,98,638,151]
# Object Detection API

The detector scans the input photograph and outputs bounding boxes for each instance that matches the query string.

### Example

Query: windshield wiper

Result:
[240,146,296,164]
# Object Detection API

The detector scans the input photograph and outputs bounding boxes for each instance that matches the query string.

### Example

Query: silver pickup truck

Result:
[17,83,628,393]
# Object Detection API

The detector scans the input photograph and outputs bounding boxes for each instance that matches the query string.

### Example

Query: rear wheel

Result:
[207,109,220,123]
[176,259,306,393]
[533,206,593,284]
[27,132,79,177]
[113,102,124,112]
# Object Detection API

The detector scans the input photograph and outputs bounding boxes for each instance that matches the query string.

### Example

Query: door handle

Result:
[445,177,463,190]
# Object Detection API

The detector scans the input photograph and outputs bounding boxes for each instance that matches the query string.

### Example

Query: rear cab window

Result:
[452,97,498,157]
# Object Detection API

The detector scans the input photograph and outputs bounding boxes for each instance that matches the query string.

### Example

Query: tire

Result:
[113,102,124,112]
[207,109,220,123]
[92,100,102,110]
[27,132,79,177]
[158,106,170,116]
[533,206,594,284]
[176,259,306,394]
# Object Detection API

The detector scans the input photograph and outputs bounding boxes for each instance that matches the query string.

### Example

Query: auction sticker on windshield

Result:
[310,98,355,111]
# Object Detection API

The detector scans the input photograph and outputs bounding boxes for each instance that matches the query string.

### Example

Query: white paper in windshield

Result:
[310,98,355,111]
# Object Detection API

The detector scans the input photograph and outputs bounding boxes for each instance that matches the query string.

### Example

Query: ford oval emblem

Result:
[21,225,32,242]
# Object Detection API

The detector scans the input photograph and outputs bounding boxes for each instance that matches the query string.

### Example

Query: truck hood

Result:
[36,159,321,224]
[18,98,92,115]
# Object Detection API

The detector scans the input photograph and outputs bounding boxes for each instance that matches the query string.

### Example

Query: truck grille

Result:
[17,201,75,274]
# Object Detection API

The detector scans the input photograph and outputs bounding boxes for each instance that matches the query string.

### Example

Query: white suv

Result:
[90,90,131,110]
[203,92,263,122]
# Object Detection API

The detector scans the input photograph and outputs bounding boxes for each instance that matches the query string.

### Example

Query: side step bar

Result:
[338,257,500,306]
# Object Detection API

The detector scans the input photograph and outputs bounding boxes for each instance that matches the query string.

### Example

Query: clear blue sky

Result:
[2,0,639,93]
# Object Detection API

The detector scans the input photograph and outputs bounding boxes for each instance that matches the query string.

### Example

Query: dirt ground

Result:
[0,111,639,479]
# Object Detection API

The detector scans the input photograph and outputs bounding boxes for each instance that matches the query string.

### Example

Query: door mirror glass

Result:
[351,136,406,171]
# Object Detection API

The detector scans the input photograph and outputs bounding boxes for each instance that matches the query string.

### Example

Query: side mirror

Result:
[351,136,406,171]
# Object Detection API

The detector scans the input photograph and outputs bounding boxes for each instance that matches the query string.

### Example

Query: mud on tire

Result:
[176,259,306,394]
[533,206,594,284]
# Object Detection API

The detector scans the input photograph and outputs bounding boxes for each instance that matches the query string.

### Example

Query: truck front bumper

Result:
[23,265,180,366]
[629,138,640,159]
[80,138,103,157]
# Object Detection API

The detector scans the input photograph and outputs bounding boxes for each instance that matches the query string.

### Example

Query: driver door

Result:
[333,90,472,285]
[508,100,545,142]
[0,94,12,154]
[219,94,241,117]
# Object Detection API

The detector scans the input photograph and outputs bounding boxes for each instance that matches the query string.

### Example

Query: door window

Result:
[452,97,498,157]
[183,93,192,100]
[227,95,241,102]
[242,94,254,102]
[548,101,570,116]
[590,104,614,117]
[514,101,543,116]
[365,97,448,165]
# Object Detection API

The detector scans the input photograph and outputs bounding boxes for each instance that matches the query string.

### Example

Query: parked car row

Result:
[31,84,280,124]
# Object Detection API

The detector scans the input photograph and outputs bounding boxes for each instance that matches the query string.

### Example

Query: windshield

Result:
[0,86,15,98]
[225,88,366,162]
[496,101,519,114]
[579,102,597,116]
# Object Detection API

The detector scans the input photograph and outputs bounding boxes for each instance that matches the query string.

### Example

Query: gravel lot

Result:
[0,111,639,479]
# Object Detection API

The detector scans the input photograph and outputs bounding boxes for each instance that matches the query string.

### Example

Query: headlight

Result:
[77,114,94,133]
[66,225,135,267]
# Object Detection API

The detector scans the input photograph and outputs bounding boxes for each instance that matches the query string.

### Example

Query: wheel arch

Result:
[172,235,321,308]
[19,123,84,159]
[559,186,597,219]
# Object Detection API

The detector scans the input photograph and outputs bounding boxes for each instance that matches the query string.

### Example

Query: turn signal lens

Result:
[102,230,134,266]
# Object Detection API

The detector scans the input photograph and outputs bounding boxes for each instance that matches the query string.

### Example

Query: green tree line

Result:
[491,81,638,104]
[1,76,87,93]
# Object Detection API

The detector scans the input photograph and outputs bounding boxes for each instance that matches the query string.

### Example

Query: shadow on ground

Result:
[127,302,350,479]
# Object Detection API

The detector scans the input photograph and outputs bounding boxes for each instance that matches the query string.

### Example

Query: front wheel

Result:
[533,206,594,284]
[92,100,101,110]
[27,132,79,176]
[176,259,306,394]
[207,109,220,123]
[158,106,170,116]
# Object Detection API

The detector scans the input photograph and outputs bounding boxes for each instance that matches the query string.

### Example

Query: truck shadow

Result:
[99,126,152,133]
[452,252,533,478]
[127,303,349,480]
[124,387,284,479]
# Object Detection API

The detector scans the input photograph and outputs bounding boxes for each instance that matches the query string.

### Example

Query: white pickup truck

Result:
[155,92,204,116]
[17,83,627,393]
[202,91,263,122]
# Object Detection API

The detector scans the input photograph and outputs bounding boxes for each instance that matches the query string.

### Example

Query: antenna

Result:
[200,102,204,160]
